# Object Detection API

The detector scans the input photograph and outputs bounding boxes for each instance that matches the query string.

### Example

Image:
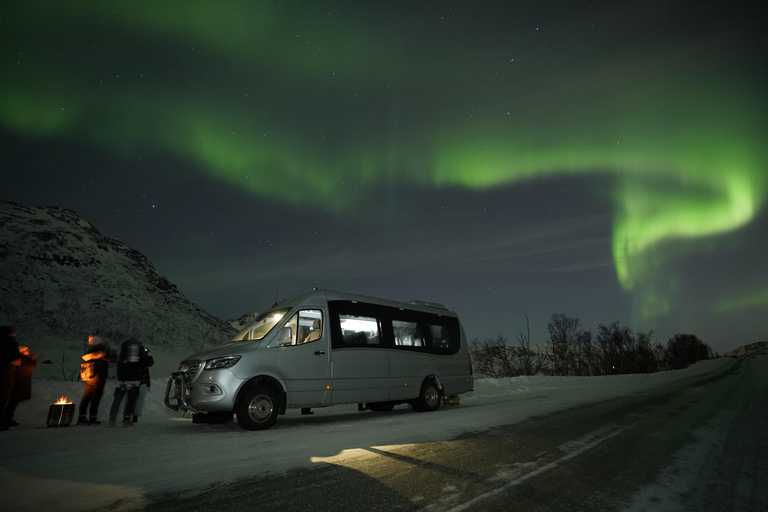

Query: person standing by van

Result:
[77,335,116,425]
[124,347,151,423]
[0,326,22,431]
[109,330,153,427]
[2,344,39,427]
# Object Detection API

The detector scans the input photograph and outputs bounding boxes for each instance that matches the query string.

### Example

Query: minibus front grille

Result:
[179,360,202,381]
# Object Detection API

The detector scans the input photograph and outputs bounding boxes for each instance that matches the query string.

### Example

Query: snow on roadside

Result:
[10,357,734,430]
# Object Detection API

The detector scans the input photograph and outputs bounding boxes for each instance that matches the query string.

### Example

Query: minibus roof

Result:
[273,289,455,316]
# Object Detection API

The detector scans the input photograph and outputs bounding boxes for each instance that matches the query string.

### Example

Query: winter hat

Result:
[88,335,103,345]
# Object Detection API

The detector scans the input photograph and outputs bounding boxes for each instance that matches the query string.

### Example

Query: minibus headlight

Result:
[205,355,242,370]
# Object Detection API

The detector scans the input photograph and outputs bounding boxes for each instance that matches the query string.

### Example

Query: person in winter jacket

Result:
[109,330,154,427]
[0,325,22,431]
[77,335,116,425]
[124,356,151,423]
[2,344,39,426]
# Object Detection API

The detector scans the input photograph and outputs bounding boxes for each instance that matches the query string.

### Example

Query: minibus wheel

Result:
[236,385,279,430]
[412,378,441,412]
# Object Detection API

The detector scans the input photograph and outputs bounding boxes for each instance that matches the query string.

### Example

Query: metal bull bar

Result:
[164,371,201,414]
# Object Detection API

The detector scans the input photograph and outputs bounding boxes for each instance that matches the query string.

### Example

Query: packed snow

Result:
[0,358,737,511]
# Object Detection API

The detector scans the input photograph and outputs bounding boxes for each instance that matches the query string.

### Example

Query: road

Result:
[148,356,767,511]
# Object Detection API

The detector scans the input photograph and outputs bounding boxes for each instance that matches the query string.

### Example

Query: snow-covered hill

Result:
[229,310,260,330]
[0,201,236,379]
[722,340,768,358]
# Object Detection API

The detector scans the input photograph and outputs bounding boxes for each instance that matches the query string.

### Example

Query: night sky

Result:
[2,1,766,353]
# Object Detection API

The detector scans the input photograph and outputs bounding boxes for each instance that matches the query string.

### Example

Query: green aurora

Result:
[2,1,766,326]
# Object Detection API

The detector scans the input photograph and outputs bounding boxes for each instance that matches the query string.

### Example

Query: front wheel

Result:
[412,378,441,412]
[236,385,280,430]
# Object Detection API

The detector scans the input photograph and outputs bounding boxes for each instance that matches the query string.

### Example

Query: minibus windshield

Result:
[241,308,290,340]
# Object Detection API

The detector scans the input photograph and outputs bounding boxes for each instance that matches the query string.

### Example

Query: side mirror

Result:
[277,326,293,346]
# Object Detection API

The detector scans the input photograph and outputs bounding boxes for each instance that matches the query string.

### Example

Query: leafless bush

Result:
[469,315,546,377]
[470,334,517,378]
[60,349,80,381]
[470,314,709,378]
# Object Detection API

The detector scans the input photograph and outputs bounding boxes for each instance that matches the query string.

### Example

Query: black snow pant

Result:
[79,376,106,418]
[0,366,15,426]
[109,385,139,421]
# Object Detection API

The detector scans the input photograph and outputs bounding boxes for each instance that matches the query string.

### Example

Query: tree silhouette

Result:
[666,333,710,369]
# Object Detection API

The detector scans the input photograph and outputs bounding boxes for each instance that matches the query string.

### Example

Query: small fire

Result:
[55,396,72,405]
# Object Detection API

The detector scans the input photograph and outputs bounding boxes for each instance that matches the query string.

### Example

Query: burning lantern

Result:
[47,396,75,427]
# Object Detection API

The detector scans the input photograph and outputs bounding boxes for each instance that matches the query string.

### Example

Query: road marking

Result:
[445,424,633,512]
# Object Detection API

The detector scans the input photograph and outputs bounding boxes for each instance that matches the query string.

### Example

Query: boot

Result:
[88,417,101,425]
[76,416,89,425]
[108,418,116,428]
[122,417,134,427]
[132,415,138,423]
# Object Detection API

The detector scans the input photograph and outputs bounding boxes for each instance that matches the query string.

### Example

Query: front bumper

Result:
[165,365,241,414]
[164,371,201,414]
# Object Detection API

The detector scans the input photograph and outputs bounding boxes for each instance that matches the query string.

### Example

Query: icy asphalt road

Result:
[1,356,765,511]
[147,356,768,511]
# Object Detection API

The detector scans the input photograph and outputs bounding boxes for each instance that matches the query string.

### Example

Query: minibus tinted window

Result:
[329,300,383,348]
[392,320,424,347]
[340,314,381,345]
[425,320,460,354]
[329,300,461,354]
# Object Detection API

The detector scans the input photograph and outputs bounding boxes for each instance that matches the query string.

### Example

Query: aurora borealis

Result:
[2,1,766,352]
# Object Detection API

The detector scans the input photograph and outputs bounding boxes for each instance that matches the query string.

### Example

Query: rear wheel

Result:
[236,385,280,430]
[412,377,441,412]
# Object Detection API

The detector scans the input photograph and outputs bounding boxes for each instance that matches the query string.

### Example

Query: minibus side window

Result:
[392,320,424,347]
[425,318,460,354]
[298,309,323,344]
[381,306,425,351]
[428,324,448,348]
[339,314,381,345]
[328,300,384,349]
[278,309,323,346]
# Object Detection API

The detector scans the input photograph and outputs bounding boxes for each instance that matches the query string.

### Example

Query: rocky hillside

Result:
[722,341,768,358]
[229,311,260,330]
[0,201,236,376]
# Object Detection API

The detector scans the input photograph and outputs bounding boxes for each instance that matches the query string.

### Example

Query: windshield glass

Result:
[238,308,290,341]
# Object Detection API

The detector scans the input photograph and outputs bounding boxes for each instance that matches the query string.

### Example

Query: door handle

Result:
[314,351,326,356]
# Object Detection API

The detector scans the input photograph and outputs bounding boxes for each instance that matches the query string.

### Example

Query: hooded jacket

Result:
[82,340,116,381]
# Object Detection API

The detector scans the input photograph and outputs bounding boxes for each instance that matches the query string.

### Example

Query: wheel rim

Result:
[247,394,273,422]
[425,386,439,407]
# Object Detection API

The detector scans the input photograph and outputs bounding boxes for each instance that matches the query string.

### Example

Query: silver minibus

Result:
[165,289,474,430]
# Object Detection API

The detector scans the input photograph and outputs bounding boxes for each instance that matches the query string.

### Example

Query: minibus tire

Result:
[413,378,441,412]
[236,385,279,430]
